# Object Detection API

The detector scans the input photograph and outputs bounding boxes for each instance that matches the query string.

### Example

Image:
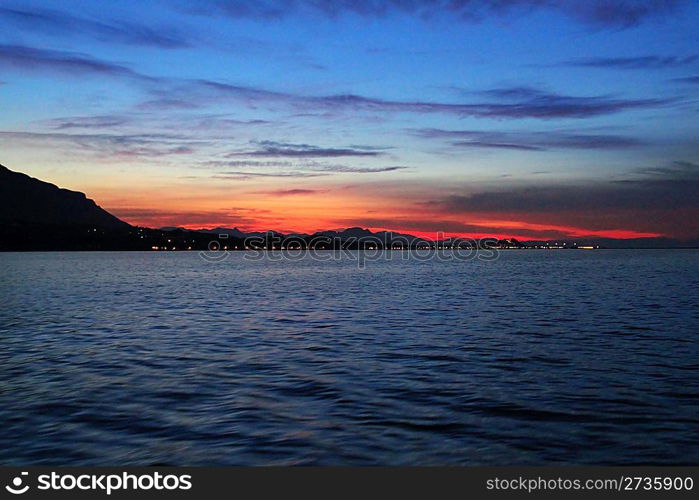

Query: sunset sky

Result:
[1,0,698,240]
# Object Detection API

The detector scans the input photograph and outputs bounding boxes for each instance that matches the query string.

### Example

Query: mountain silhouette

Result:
[190,227,247,238]
[0,164,129,228]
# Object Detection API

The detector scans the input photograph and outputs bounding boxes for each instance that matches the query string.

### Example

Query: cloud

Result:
[414,128,645,151]
[184,0,687,28]
[317,89,668,119]
[40,115,133,129]
[0,126,399,170]
[252,188,325,196]
[0,7,191,48]
[311,165,406,173]
[0,7,327,71]
[0,44,147,80]
[672,75,699,84]
[565,0,688,28]
[0,45,671,120]
[0,130,203,158]
[440,169,699,212]
[468,86,671,118]
[188,116,273,130]
[630,160,699,180]
[226,140,384,158]
[109,207,260,227]
[213,171,327,179]
[37,112,273,134]
[204,160,406,178]
[209,160,292,168]
[419,160,699,238]
[563,55,698,69]
[454,142,542,151]
[112,145,195,158]
[156,80,670,119]
[138,98,203,110]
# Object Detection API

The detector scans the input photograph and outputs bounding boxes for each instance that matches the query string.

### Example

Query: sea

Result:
[1,249,698,465]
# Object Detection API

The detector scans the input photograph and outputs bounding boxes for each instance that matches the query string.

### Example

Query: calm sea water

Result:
[1,250,698,465]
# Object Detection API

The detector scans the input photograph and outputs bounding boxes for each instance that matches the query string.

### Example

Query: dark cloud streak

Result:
[186,0,687,28]
[226,140,383,158]
[162,80,670,119]
[213,171,326,179]
[252,189,325,196]
[563,55,698,69]
[0,130,203,158]
[205,160,406,175]
[0,44,148,80]
[0,7,191,48]
[415,128,645,151]
[672,75,699,84]
[436,161,699,213]
[41,115,133,130]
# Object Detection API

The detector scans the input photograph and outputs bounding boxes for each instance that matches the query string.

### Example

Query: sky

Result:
[1,0,698,240]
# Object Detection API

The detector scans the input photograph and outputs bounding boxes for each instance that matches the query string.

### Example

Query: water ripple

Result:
[0,250,698,465]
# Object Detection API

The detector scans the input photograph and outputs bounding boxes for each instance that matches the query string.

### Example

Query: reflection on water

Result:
[1,250,698,465]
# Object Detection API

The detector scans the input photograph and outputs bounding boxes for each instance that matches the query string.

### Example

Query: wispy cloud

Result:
[562,55,698,69]
[138,98,203,110]
[210,160,292,168]
[205,160,406,176]
[414,128,645,151]
[672,75,699,84]
[310,165,406,173]
[187,116,273,130]
[156,80,670,119]
[0,130,204,158]
[631,160,699,179]
[315,88,669,119]
[566,0,688,28]
[109,207,261,227]
[0,7,191,48]
[0,45,671,120]
[252,188,325,196]
[0,7,327,72]
[226,140,384,158]
[0,44,148,80]
[183,0,688,28]
[40,115,133,130]
[212,171,326,179]
[469,86,671,118]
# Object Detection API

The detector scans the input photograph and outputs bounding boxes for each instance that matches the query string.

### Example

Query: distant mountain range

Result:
[160,225,426,244]
[1,164,697,251]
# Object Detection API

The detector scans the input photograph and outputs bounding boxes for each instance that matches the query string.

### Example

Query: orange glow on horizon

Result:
[88,174,666,241]
[111,209,664,241]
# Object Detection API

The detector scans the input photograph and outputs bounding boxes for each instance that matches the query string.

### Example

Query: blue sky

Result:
[1,0,698,239]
